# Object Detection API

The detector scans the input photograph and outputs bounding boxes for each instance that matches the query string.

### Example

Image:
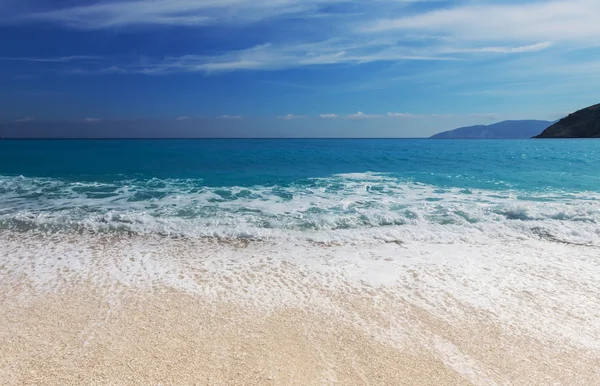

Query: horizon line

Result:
[0,137,561,141]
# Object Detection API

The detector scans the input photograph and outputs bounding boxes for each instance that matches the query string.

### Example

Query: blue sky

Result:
[1,0,599,137]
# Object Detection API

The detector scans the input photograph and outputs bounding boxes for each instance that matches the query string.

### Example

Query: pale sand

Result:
[1,233,599,384]
[1,285,599,385]
[0,287,466,385]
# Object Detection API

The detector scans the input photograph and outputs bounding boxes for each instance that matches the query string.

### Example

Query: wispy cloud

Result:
[316,112,502,120]
[0,56,101,63]
[8,1,580,76]
[3,0,600,123]
[348,111,381,120]
[20,0,347,29]
[367,0,600,45]
[100,39,458,75]
[319,114,339,120]
[387,112,413,118]
[15,117,35,122]
[176,116,190,121]
[440,42,553,54]
[83,117,100,123]
[55,40,552,76]
[220,115,242,120]
[278,114,306,120]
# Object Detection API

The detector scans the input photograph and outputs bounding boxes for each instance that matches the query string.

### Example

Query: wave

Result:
[1,173,599,245]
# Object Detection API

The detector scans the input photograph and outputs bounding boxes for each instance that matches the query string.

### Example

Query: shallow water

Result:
[0,139,599,245]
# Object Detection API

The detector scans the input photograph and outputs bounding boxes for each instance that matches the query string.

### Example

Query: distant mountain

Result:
[534,104,600,138]
[430,120,553,139]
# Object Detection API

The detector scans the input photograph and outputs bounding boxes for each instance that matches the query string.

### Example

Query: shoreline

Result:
[1,231,599,384]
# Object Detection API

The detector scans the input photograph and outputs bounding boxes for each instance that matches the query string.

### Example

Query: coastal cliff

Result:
[535,103,600,138]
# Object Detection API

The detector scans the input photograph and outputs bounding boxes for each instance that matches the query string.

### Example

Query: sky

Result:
[1,0,599,138]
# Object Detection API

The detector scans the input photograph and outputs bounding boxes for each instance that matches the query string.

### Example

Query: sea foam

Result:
[1,172,599,246]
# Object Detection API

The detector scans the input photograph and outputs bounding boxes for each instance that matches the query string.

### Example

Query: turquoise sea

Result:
[1,139,599,245]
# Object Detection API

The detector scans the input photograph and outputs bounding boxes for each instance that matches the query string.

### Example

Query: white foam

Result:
[1,174,600,246]
[1,231,599,351]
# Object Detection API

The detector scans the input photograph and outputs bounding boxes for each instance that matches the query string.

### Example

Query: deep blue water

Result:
[1,139,599,243]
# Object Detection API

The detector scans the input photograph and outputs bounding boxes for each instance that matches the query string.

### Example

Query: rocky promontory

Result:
[535,104,600,138]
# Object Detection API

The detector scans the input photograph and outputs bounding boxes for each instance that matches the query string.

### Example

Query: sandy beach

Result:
[1,231,599,385]
[3,0,600,382]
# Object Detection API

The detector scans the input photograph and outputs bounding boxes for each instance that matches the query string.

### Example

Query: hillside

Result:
[430,120,552,139]
[534,104,600,138]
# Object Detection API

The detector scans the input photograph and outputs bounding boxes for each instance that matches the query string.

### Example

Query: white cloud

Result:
[22,0,346,29]
[0,55,102,63]
[6,0,599,108]
[387,112,413,118]
[367,0,600,45]
[176,116,190,121]
[16,1,573,75]
[84,118,100,122]
[15,117,35,122]
[440,42,553,54]
[348,111,381,120]
[316,112,500,120]
[278,114,306,120]
[319,114,338,120]
[221,115,241,120]
[66,37,546,75]
[114,40,456,75]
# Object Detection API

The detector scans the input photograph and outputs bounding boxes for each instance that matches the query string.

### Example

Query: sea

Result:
[2,138,600,368]
[1,139,599,246]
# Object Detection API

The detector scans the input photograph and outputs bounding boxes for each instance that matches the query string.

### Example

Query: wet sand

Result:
[1,232,599,385]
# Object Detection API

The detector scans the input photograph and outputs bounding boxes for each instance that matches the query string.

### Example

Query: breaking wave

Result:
[1,173,599,246]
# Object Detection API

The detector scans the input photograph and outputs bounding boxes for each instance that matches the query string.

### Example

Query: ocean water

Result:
[2,138,600,362]
[1,139,600,246]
